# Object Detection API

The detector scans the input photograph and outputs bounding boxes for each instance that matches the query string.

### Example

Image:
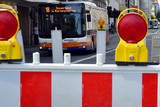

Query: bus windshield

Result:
[150,20,158,26]
[151,21,158,26]
[39,4,86,39]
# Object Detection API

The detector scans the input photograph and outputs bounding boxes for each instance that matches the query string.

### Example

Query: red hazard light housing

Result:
[118,14,147,43]
[0,11,18,41]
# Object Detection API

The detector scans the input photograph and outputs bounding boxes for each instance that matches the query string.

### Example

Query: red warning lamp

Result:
[118,14,147,43]
[0,11,18,41]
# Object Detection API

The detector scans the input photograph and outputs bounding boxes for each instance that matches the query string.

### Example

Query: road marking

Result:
[148,33,160,35]
[72,49,115,64]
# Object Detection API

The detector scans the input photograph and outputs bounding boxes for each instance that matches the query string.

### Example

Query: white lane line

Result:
[72,49,115,64]
[153,30,160,34]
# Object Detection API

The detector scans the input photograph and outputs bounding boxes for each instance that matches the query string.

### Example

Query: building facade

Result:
[0,0,34,45]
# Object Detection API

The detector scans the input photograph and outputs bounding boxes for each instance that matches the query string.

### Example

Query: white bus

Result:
[38,1,109,52]
[149,19,159,29]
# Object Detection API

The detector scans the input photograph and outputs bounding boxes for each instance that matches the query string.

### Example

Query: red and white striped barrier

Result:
[0,62,160,107]
[0,53,160,107]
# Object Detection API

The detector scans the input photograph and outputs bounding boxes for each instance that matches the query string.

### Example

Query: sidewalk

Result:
[109,32,118,39]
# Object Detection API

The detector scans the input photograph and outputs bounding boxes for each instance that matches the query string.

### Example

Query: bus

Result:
[149,19,159,29]
[38,1,109,52]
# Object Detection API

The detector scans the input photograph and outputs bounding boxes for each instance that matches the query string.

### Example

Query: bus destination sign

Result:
[45,6,79,13]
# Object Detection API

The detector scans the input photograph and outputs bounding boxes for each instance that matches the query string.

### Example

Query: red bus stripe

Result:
[82,73,112,107]
[21,72,51,107]
[142,73,158,107]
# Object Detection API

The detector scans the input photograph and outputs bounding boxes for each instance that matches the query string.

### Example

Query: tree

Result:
[151,13,156,19]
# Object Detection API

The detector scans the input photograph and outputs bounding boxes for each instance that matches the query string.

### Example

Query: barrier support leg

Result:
[64,53,71,65]
[33,52,40,64]
[96,54,103,65]
[17,30,25,63]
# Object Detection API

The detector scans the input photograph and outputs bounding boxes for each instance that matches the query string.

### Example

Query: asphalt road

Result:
[24,29,160,64]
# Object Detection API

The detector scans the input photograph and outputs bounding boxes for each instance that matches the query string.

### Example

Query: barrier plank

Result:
[0,66,159,107]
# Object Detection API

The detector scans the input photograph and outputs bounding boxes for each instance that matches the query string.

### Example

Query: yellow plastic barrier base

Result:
[98,25,105,30]
[0,39,22,62]
[115,40,148,63]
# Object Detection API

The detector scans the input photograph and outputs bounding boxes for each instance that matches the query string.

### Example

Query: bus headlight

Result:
[39,47,43,50]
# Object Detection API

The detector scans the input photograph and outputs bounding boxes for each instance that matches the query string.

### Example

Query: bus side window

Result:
[87,14,91,22]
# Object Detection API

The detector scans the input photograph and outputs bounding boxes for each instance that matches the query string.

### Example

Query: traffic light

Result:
[115,8,148,65]
[107,6,112,17]
[113,10,121,18]
[0,4,22,62]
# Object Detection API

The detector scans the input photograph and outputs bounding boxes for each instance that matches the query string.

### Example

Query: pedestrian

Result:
[111,23,115,34]
[109,23,111,33]
[33,23,39,46]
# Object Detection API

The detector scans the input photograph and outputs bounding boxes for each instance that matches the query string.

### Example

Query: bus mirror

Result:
[87,14,91,22]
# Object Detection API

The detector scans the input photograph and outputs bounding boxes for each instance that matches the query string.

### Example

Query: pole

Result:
[97,30,106,63]
[51,27,63,63]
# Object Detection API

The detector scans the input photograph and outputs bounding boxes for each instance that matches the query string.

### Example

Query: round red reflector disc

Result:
[0,11,18,41]
[118,14,147,43]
